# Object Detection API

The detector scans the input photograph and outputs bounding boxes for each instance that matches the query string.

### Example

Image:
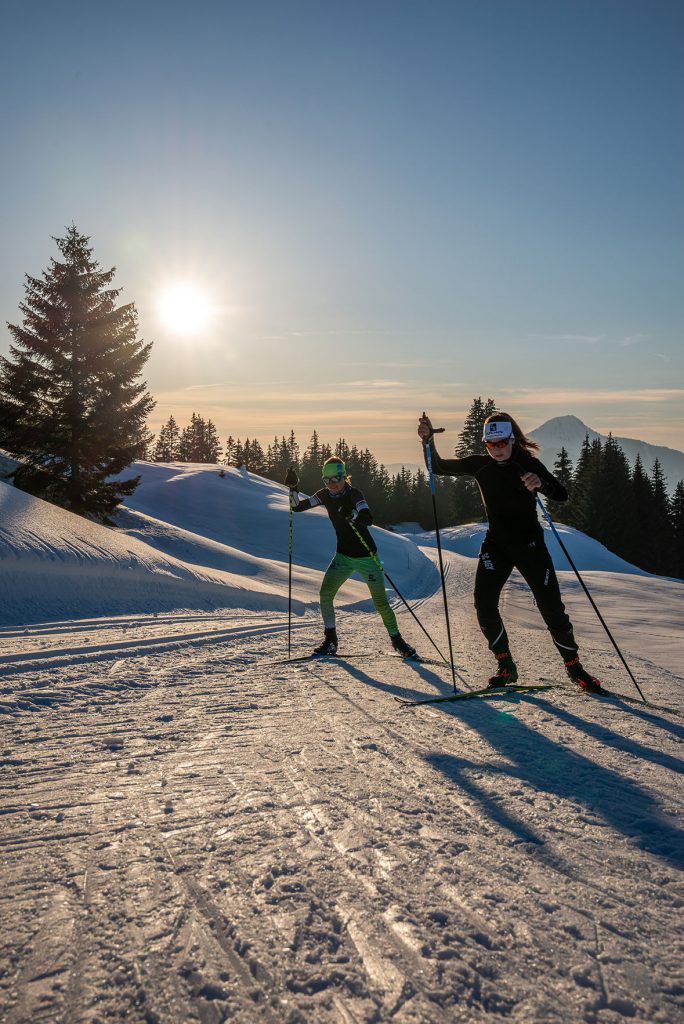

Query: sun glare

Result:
[157,284,213,335]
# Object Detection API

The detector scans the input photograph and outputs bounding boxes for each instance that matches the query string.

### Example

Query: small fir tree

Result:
[152,415,181,461]
[650,459,673,575]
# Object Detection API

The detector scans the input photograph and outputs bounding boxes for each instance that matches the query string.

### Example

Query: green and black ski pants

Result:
[320,552,399,636]
[474,532,578,662]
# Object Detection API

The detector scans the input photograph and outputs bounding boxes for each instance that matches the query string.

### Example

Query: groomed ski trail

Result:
[1,549,682,1023]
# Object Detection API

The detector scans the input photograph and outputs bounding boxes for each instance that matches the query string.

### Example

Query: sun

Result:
[157,284,213,335]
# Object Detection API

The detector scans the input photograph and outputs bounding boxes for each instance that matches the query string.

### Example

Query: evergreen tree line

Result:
[151,413,222,463]
[151,396,684,579]
[547,435,684,579]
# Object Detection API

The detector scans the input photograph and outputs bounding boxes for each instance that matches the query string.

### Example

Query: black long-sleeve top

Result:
[291,484,376,557]
[424,441,567,544]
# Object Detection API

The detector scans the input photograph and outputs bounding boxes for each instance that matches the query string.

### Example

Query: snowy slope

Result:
[0,462,683,1024]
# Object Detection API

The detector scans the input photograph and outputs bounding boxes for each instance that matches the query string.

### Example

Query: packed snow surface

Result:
[1,461,682,1023]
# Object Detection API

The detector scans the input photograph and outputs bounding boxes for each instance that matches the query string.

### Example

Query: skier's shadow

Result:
[532,696,684,772]
[423,698,684,870]
[338,658,452,701]
[334,660,683,869]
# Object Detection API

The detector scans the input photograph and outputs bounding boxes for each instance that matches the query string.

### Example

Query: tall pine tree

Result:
[670,480,684,580]
[0,227,154,521]
[546,447,573,521]
[453,396,498,522]
[650,459,673,575]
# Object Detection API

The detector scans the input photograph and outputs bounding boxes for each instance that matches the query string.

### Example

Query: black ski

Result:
[538,679,684,719]
[396,684,553,707]
[258,652,446,668]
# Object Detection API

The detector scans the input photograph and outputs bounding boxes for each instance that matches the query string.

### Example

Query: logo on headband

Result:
[482,421,513,442]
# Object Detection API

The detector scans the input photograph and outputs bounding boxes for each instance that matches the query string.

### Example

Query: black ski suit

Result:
[424,440,579,662]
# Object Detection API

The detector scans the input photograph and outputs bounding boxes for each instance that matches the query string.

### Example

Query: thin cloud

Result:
[345,379,408,389]
[620,334,650,346]
[498,387,684,405]
[257,329,405,341]
[528,333,604,344]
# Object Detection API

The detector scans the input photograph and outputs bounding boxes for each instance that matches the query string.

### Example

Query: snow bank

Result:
[411,521,655,575]
[0,463,438,626]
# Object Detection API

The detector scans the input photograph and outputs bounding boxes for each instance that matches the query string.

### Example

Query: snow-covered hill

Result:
[0,463,436,626]
[530,414,684,489]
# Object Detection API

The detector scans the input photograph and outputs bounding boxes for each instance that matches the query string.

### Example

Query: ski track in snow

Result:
[1,550,683,1024]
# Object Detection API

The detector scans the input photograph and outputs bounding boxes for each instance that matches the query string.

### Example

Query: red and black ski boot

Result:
[564,658,604,694]
[487,651,518,688]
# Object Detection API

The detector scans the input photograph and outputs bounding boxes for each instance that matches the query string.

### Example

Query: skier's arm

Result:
[290,491,324,513]
[284,468,323,512]
[346,493,373,526]
[423,440,479,477]
[520,456,568,502]
[417,411,477,477]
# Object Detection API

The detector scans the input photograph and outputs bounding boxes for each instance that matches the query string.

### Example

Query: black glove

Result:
[284,466,299,489]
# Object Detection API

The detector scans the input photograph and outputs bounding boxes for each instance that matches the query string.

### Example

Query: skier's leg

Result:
[354,556,420,656]
[353,556,399,634]
[514,541,576,654]
[474,537,518,682]
[474,537,514,655]
[515,541,603,692]
[319,554,354,629]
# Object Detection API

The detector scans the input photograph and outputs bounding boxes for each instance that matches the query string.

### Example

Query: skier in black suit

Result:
[418,411,602,692]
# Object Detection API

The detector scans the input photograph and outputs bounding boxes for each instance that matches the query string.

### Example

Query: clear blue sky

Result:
[2,0,682,464]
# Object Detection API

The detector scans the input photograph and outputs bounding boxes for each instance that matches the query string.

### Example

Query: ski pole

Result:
[535,495,646,702]
[284,467,299,660]
[423,420,457,692]
[288,493,293,658]
[348,521,449,665]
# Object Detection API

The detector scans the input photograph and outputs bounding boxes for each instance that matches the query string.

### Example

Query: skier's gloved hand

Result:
[284,466,299,489]
[520,471,542,493]
[417,411,435,444]
[345,509,359,524]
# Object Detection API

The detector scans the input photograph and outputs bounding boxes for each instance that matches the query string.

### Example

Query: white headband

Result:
[482,420,513,442]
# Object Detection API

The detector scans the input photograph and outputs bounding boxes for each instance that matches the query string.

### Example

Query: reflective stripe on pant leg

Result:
[353,556,399,635]
[514,542,578,659]
[474,538,513,654]
[319,555,355,629]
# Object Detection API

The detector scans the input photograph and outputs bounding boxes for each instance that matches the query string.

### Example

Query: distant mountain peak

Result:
[529,415,684,491]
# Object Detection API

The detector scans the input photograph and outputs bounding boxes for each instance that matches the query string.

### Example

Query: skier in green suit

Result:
[287,457,417,658]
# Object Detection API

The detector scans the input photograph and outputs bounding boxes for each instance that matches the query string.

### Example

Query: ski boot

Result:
[314,628,338,656]
[391,632,418,659]
[487,651,518,688]
[564,658,604,694]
